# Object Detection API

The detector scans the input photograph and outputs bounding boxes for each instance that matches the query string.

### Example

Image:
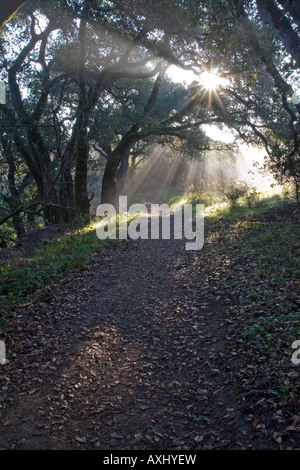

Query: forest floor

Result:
[0,200,299,451]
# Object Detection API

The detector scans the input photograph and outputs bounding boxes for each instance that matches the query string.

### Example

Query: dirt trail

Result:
[0,214,276,450]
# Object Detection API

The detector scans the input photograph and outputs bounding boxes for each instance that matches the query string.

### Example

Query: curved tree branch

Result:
[0,0,26,29]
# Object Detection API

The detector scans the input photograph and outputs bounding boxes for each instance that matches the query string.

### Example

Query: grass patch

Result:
[0,211,139,321]
[0,221,113,320]
[182,184,296,221]
[167,182,300,403]
[196,195,300,401]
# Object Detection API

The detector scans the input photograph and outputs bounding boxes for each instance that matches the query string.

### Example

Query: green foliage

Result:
[225,181,249,208]
[0,0,299,238]
[230,216,300,360]
[245,187,259,208]
[195,196,300,401]
[225,186,247,208]
[0,223,107,319]
[0,210,138,320]
[225,185,260,209]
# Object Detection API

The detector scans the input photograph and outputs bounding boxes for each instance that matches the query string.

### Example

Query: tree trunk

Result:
[1,135,25,238]
[101,127,140,206]
[74,124,90,223]
[26,126,63,224]
[256,0,300,65]
[74,13,90,224]
[116,150,130,195]
[59,164,75,223]
[0,0,25,29]
[101,157,120,207]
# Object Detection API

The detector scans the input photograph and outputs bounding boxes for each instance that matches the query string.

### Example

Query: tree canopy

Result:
[0,0,299,240]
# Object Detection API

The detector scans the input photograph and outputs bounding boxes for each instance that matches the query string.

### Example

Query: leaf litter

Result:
[0,204,299,450]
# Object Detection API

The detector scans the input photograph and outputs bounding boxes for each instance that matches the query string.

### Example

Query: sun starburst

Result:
[199,69,228,92]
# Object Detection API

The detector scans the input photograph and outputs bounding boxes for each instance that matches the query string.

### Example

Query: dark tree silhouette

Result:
[0,0,26,28]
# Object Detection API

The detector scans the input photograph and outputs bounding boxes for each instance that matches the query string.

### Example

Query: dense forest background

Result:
[0,0,299,247]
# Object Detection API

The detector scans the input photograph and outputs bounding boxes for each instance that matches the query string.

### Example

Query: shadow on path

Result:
[0,209,276,450]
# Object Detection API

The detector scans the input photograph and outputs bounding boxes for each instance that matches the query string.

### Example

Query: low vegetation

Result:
[0,223,107,320]
[182,185,300,413]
